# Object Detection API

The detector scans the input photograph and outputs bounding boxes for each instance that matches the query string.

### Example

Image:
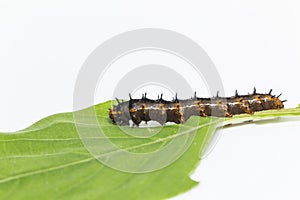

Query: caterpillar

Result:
[109,88,286,126]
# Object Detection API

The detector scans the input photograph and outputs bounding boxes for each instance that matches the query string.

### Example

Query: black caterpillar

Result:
[109,88,286,126]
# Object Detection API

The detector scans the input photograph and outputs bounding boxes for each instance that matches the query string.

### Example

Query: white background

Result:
[1,0,300,199]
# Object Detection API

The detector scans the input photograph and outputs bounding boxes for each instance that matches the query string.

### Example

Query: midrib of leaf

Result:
[222,107,300,127]
[0,157,95,184]
[0,151,87,160]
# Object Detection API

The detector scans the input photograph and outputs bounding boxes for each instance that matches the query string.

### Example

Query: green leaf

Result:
[0,101,300,200]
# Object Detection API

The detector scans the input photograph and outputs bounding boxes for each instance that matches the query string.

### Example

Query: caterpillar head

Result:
[109,102,131,126]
